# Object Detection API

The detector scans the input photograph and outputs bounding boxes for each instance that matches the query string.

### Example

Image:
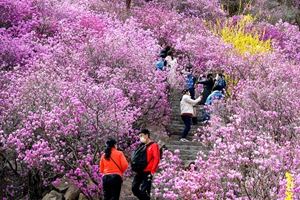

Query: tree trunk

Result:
[126,0,131,9]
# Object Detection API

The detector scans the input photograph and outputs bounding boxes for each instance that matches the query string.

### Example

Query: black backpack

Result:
[131,142,154,172]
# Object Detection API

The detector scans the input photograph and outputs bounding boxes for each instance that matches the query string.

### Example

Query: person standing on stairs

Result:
[165,50,178,90]
[180,89,202,142]
[213,73,227,94]
[132,128,160,200]
[203,85,224,122]
[197,73,215,122]
[181,66,198,125]
[100,138,128,200]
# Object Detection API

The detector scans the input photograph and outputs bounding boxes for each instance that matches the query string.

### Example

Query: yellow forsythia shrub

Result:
[211,14,273,55]
[285,172,294,200]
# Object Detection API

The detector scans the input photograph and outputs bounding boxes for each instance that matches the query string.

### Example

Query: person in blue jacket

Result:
[213,73,227,94]
[203,85,223,122]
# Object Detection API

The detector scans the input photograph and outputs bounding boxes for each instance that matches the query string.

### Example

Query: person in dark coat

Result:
[159,44,171,59]
[197,73,214,104]
[197,73,215,122]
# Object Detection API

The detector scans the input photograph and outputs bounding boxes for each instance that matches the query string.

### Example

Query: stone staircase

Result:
[122,89,209,200]
[164,89,208,165]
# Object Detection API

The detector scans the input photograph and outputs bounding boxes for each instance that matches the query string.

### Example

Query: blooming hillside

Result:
[0,0,300,199]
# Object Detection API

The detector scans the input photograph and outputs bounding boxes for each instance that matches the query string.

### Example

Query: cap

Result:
[138,128,150,135]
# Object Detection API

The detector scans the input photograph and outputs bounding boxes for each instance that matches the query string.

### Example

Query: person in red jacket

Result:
[132,128,160,200]
[100,138,128,200]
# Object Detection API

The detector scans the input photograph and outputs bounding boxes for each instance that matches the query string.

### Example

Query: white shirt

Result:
[165,56,177,68]
[180,95,201,115]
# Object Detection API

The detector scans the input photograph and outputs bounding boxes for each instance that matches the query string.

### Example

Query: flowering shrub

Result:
[272,20,300,65]
[1,0,300,199]
[0,31,37,70]
[154,150,222,199]
[0,0,170,198]
[160,0,227,20]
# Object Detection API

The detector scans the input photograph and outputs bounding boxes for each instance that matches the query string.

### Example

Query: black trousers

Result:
[102,174,123,200]
[132,171,152,200]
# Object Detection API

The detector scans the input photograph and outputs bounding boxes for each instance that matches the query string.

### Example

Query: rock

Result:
[78,193,89,200]
[64,184,80,200]
[52,176,70,192]
[42,190,63,200]
[267,1,281,9]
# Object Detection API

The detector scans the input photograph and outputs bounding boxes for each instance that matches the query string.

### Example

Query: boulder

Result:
[52,176,70,192]
[78,193,89,200]
[64,184,80,200]
[42,190,63,200]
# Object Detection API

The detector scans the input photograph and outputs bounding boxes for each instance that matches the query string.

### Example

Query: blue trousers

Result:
[189,87,195,100]
[181,115,191,138]
[201,108,210,121]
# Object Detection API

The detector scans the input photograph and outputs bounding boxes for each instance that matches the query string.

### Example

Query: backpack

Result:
[156,59,164,70]
[131,142,154,172]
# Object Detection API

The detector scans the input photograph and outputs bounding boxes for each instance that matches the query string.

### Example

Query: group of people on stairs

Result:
[179,66,226,142]
[156,44,227,142]
[99,43,227,200]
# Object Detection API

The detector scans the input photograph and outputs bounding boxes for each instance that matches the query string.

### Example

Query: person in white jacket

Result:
[180,89,202,142]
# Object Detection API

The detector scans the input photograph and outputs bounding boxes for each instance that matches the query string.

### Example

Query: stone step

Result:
[168,123,204,127]
[166,139,203,145]
[167,126,201,132]
[167,129,202,136]
[168,120,201,125]
[169,116,203,121]
[169,116,183,120]
[166,144,206,151]
[178,155,198,160]
[168,134,201,140]
[167,123,202,129]
[161,153,198,161]
[163,148,209,161]
[165,148,205,155]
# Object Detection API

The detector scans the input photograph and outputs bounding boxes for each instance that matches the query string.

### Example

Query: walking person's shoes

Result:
[180,138,189,142]
[200,120,208,124]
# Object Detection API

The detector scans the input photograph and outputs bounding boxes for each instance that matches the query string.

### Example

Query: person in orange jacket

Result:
[132,128,160,200]
[100,138,128,200]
